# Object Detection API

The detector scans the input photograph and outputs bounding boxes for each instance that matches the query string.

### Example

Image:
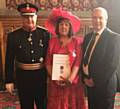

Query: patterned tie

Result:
[83,32,97,65]
[83,32,100,76]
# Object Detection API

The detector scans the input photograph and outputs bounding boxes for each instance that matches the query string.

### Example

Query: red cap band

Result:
[20,8,36,13]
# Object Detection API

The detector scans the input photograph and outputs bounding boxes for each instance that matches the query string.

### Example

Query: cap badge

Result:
[26,4,30,10]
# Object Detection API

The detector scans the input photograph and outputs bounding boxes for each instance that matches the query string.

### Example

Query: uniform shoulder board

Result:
[13,27,21,31]
[37,25,48,31]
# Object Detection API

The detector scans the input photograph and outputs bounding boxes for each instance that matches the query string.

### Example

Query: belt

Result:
[16,62,44,70]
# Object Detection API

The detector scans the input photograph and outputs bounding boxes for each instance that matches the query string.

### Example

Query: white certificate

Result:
[52,54,71,80]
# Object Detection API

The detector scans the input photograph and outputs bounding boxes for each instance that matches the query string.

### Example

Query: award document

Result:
[52,54,71,80]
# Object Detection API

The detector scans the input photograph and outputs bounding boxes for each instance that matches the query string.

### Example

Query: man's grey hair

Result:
[92,7,108,20]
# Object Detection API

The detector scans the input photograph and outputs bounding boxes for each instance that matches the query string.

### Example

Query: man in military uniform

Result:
[5,3,50,109]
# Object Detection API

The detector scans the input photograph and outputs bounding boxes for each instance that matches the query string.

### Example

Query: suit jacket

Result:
[81,28,120,87]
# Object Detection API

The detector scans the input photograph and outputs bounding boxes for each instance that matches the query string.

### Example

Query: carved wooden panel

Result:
[5,0,98,11]
[0,22,4,80]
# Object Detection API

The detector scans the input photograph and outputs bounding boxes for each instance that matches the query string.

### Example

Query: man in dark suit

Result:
[5,3,50,109]
[81,7,120,109]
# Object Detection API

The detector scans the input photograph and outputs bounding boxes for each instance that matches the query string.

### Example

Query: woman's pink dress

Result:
[46,37,86,109]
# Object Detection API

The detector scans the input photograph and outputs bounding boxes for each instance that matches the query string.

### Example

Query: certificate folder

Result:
[52,54,71,80]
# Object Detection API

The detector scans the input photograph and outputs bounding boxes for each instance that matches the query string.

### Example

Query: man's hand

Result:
[84,78,94,87]
[5,83,14,94]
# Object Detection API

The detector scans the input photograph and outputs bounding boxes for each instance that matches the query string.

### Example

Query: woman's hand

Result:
[55,76,71,86]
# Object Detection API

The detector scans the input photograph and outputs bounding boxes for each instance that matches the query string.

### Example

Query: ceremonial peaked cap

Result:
[17,3,38,16]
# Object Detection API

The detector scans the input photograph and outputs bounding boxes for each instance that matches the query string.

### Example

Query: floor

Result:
[0,91,120,109]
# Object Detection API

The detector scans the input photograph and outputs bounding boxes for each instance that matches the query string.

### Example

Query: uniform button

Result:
[19,45,22,48]
[32,59,35,62]
[29,33,32,37]
[31,50,34,54]
[30,42,33,45]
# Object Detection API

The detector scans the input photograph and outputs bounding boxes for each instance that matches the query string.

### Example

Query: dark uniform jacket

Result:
[81,28,120,87]
[5,26,50,83]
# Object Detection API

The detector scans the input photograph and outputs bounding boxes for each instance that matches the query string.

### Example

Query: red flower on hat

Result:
[45,8,81,35]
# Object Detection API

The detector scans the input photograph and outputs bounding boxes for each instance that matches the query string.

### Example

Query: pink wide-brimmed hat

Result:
[45,8,81,35]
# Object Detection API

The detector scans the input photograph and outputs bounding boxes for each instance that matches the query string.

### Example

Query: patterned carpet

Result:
[114,93,120,109]
[0,91,120,109]
[0,91,20,109]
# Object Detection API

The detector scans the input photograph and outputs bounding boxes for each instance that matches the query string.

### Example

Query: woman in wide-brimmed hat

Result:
[45,7,81,35]
[45,8,86,109]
